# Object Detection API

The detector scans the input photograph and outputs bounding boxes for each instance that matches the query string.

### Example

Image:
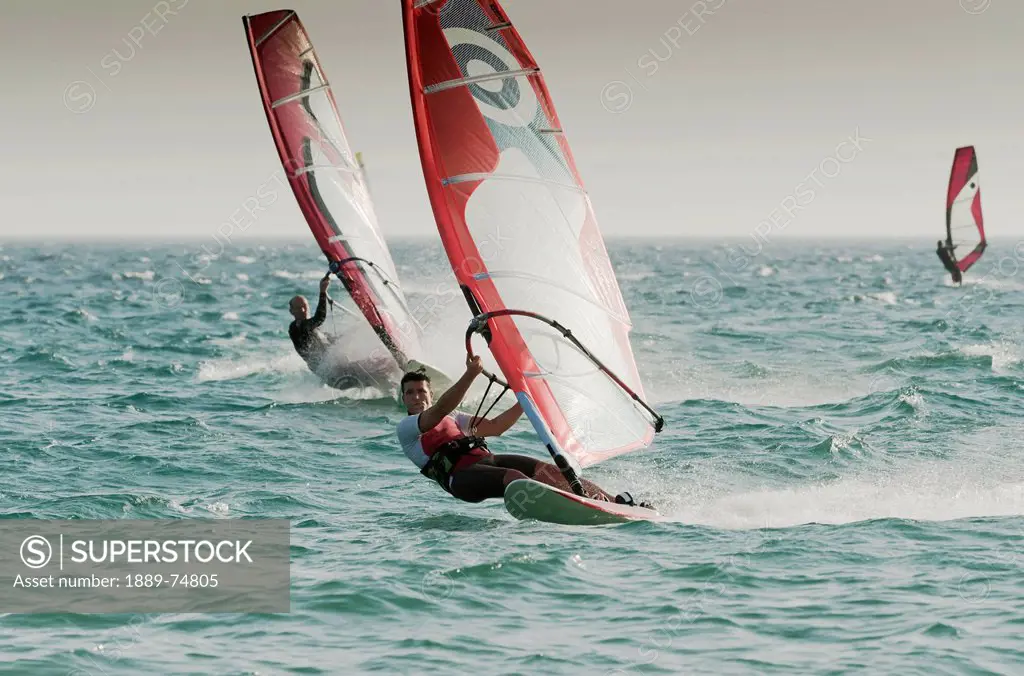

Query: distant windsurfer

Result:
[289,274,395,389]
[935,240,963,284]
[397,356,653,507]
[289,274,334,370]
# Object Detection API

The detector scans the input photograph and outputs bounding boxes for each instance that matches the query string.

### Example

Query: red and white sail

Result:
[946,146,986,273]
[403,0,656,468]
[244,10,422,368]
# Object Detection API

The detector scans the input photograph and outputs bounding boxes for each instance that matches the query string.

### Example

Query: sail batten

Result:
[424,67,541,94]
[271,84,332,109]
[404,0,657,468]
[253,10,295,47]
[441,172,584,192]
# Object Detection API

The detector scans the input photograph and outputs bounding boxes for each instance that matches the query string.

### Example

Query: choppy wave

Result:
[2,240,1023,673]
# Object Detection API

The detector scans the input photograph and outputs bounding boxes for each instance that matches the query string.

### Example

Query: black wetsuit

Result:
[289,291,331,372]
[936,242,963,284]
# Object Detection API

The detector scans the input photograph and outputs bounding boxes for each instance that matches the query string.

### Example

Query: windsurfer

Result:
[397,356,653,507]
[288,274,334,372]
[936,240,963,284]
[288,274,395,389]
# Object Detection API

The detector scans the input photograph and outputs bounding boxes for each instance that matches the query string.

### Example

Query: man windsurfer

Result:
[397,355,653,507]
[936,240,963,284]
[289,274,334,372]
[289,274,394,389]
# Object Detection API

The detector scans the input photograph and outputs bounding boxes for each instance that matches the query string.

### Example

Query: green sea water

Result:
[1,238,1023,675]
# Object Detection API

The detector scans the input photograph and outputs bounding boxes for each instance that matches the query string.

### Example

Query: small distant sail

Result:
[946,146,986,273]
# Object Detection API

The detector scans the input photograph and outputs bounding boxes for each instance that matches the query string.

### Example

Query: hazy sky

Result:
[0,0,1021,241]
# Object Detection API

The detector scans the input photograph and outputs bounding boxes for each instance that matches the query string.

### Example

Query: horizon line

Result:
[1,235,1012,244]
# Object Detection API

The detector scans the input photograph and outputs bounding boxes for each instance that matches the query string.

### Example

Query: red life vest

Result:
[420,416,464,455]
[419,417,490,489]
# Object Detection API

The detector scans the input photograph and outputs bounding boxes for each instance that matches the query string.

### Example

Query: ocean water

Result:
[2,238,1023,675]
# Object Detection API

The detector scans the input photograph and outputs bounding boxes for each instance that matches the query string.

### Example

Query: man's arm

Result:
[472,402,523,437]
[309,292,328,327]
[309,277,330,328]
[418,356,483,433]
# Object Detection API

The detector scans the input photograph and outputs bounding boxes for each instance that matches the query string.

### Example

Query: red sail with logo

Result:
[404,0,659,469]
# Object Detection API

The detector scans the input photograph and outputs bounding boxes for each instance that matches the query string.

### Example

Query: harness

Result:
[418,369,508,492]
[420,436,489,491]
